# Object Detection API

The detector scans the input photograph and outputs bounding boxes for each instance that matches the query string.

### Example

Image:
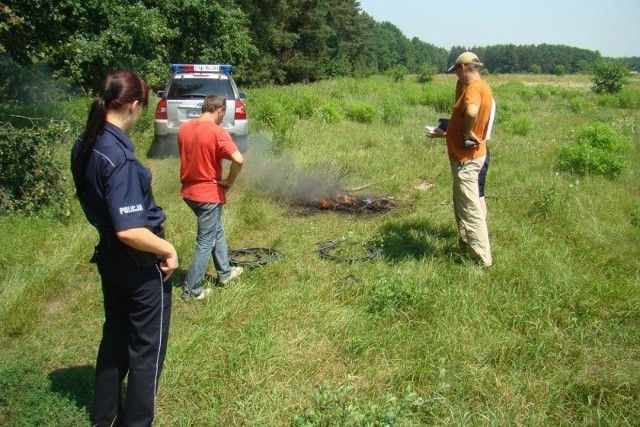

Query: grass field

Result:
[1,73,639,425]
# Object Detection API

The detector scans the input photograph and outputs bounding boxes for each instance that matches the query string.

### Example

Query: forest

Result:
[1,0,639,97]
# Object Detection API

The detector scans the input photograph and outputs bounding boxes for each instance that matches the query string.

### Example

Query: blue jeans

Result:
[182,199,232,298]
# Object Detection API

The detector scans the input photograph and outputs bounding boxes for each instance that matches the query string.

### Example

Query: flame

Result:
[312,193,394,211]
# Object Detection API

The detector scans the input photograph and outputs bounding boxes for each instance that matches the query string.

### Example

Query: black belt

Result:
[98,229,160,268]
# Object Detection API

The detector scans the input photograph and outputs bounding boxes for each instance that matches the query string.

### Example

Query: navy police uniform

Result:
[72,123,172,427]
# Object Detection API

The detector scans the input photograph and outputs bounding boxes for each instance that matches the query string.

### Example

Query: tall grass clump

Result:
[568,96,592,113]
[503,115,533,136]
[632,205,640,228]
[344,101,376,124]
[557,87,584,101]
[596,86,640,109]
[615,86,640,109]
[380,96,404,125]
[315,100,344,124]
[528,181,562,219]
[292,380,426,426]
[556,122,630,178]
[422,84,453,112]
[250,95,297,147]
[495,80,535,101]
[533,85,553,100]
[367,274,419,314]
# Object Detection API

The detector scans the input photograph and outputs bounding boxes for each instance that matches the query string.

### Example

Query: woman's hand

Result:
[116,227,179,281]
[159,248,179,281]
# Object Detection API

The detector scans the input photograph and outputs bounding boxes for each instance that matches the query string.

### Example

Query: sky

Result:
[358,0,640,58]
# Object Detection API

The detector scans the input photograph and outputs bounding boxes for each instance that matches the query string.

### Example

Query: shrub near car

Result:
[150,64,248,158]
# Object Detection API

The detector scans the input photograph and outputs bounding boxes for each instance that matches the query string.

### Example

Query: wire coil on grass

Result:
[229,247,283,267]
[317,238,381,262]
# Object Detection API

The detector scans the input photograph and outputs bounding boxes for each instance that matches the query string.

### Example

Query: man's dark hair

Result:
[202,94,226,113]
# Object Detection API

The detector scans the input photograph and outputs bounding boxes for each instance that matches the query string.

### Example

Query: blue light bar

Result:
[171,64,233,74]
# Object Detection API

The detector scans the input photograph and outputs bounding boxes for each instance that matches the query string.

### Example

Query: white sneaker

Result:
[194,288,213,300]
[219,266,243,285]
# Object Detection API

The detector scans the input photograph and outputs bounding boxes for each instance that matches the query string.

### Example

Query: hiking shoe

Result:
[219,266,243,285]
[194,288,213,300]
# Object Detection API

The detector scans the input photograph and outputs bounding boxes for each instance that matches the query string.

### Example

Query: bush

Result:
[416,64,437,83]
[0,121,72,217]
[591,60,629,94]
[344,102,376,124]
[556,123,629,178]
[554,65,567,76]
[293,93,320,119]
[387,65,407,83]
[0,57,76,103]
[529,64,542,74]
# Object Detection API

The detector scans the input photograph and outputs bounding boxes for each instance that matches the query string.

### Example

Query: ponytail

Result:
[72,70,149,196]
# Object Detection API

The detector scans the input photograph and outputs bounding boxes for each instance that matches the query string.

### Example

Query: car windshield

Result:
[166,77,235,100]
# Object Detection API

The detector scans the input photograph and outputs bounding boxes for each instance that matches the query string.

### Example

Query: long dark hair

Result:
[72,70,149,195]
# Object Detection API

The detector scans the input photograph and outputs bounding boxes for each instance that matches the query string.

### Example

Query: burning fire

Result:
[313,193,395,212]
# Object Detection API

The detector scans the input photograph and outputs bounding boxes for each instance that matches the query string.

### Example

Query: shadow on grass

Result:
[378,219,462,263]
[170,267,188,290]
[48,365,94,413]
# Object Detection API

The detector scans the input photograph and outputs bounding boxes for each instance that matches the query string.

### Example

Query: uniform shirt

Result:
[72,122,165,234]
[446,79,493,162]
[178,119,239,204]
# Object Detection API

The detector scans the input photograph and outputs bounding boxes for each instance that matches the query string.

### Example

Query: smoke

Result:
[239,132,344,203]
[0,59,77,103]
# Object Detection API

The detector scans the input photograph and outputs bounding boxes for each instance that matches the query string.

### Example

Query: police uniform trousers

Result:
[92,243,172,427]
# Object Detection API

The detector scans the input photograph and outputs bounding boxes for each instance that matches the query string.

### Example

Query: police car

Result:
[150,64,248,158]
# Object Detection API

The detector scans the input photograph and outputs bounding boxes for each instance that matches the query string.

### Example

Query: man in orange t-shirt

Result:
[178,94,245,300]
[427,52,493,266]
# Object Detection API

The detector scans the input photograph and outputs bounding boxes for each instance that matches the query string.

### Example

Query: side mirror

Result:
[238,92,247,100]
[156,90,164,98]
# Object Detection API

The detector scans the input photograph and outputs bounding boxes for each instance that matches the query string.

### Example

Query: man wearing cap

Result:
[428,52,493,266]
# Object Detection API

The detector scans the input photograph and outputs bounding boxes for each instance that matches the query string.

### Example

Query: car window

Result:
[166,78,235,100]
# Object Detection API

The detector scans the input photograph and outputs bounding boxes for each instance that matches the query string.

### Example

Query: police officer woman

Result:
[71,70,178,427]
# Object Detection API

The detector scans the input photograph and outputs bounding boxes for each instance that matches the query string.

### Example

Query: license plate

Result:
[186,110,201,118]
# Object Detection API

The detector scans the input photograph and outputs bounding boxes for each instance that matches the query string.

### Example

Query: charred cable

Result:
[229,247,284,267]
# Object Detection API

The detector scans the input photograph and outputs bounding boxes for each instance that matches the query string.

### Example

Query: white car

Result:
[150,64,248,158]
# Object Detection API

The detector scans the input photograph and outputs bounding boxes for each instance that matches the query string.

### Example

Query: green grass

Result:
[1,74,639,425]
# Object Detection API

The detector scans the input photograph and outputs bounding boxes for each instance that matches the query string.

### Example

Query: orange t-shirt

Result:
[446,79,493,162]
[178,119,239,204]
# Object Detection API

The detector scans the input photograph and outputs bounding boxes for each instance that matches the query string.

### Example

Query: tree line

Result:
[0,0,637,98]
